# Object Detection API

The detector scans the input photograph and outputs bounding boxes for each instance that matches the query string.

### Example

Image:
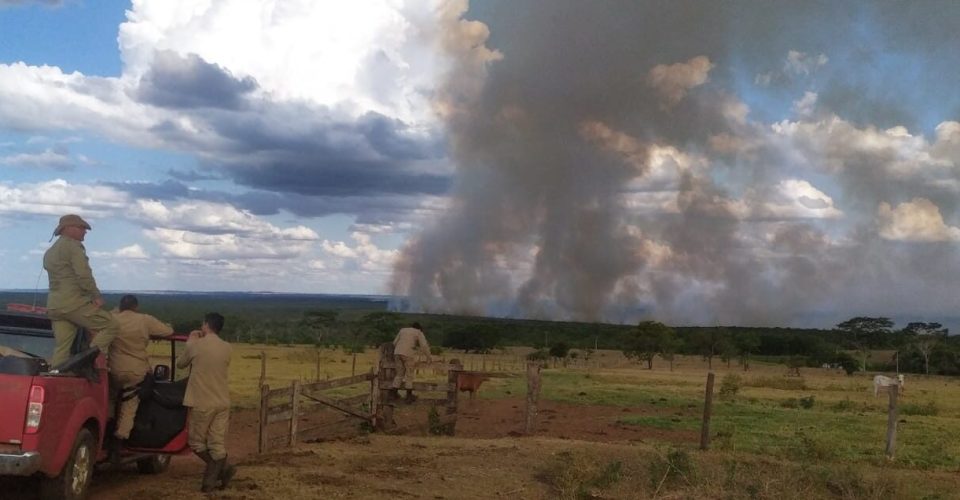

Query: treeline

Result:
[3,292,958,375]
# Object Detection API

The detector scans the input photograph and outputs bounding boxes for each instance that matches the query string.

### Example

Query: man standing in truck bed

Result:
[176,312,235,492]
[110,294,174,445]
[43,214,119,366]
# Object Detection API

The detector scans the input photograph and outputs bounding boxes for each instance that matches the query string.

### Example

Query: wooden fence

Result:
[258,344,464,452]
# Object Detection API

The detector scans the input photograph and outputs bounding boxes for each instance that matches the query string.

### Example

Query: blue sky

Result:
[1,1,959,328]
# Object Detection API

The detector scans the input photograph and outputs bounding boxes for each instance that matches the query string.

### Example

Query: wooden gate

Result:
[258,371,376,453]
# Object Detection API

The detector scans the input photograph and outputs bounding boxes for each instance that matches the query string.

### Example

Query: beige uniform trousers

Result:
[392,354,415,390]
[111,370,146,439]
[189,407,230,460]
[49,302,120,367]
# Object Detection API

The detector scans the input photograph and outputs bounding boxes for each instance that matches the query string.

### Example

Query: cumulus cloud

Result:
[0,148,74,170]
[647,56,714,108]
[878,198,960,242]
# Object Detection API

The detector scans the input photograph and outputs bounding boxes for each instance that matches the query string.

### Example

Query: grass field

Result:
[135,341,960,499]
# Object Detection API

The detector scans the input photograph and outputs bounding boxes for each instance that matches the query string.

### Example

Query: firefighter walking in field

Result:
[176,312,236,492]
[44,214,120,366]
[110,294,174,445]
[392,322,432,403]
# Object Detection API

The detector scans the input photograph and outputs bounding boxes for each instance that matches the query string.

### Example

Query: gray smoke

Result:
[391,1,960,327]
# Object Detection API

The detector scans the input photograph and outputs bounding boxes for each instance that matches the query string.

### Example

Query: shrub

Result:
[427,406,454,436]
[719,374,741,399]
[540,451,623,500]
[799,395,815,409]
[648,448,696,492]
[527,349,550,361]
[792,429,836,461]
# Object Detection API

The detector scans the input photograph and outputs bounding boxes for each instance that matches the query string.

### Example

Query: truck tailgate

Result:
[0,374,31,443]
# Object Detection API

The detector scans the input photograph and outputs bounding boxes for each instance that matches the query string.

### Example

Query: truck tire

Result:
[136,454,171,474]
[39,428,95,500]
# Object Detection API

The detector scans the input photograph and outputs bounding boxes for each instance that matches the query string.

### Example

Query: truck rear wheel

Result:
[39,428,95,500]
[136,454,171,474]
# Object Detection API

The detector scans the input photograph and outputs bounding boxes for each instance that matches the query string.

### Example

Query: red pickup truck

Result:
[0,306,189,500]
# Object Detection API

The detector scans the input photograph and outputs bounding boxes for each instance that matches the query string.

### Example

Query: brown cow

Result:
[457,372,490,400]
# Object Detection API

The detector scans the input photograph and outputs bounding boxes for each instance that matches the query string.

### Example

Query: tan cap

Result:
[54,214,92,236]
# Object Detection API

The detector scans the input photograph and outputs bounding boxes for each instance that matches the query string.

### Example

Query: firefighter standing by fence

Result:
[392,322,432,403]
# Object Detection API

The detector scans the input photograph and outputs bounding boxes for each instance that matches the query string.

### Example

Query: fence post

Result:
[885,384,899,459]
[376,342,396,430]
[525,362,542,435]
[289,380,301,447]
[258,384,270,453]
[446,359,463,434]
[700,372,715,450]
[259,351,267,388]
[352,352,357,377]
[315,350,321,382]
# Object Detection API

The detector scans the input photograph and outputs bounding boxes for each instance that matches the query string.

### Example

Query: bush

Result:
[833,352,860,375]
[527,349,550,361]
[719,374,741,399]
[540,451,623,500]
[781,396,815,409]
[648,448,696,491]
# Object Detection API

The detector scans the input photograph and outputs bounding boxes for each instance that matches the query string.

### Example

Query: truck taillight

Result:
[25,385,44,434]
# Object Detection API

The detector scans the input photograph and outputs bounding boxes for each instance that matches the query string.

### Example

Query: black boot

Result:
[110,436,125,466]
[201,454,222,492]
[388,388,400,401]
[218,456,236,490]
[404,390,417,404]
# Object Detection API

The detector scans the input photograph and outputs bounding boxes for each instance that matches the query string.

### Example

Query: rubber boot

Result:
[404,390,417,404]
[110,436,125,466]
[388,388,400,401]
[201,456,223,492]
[194,450,213,464]
[218,456,236,490]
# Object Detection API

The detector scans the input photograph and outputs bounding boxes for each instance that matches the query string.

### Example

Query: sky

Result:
[1,1,959,329]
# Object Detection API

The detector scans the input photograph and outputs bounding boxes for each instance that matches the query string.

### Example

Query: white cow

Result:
[873,374,905,397]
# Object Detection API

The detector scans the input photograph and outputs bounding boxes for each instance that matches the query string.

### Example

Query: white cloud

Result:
[91,244,150,259]
[793,91,818,116]
[118,0,446,126]
[320,232,398,273]
[646,55,714,108]
[757,179,842,219]
[755,50,828,86]
[0,179,129,216]
[784,50,828,76]
[0,148,73,170]
[878,198,960,242]
[132,199,319,239]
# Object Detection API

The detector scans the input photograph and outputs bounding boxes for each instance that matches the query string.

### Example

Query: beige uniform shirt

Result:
[43,236,101,313]
[176,333,232,409]
[110,310,174,375]
[393,327,430,358]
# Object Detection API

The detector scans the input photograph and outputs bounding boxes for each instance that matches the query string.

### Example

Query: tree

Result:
[903,322,948,375]
[836,317,894,371]
[692,327,727,370]
[735,332,761,371]
[623,321,674,370]
[660,329,681,372]
[549,342,571,359]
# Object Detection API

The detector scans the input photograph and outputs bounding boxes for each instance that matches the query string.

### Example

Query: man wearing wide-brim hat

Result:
[43,214,119,366]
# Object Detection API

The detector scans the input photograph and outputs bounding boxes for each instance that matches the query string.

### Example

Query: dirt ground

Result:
[3,397,695,499]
